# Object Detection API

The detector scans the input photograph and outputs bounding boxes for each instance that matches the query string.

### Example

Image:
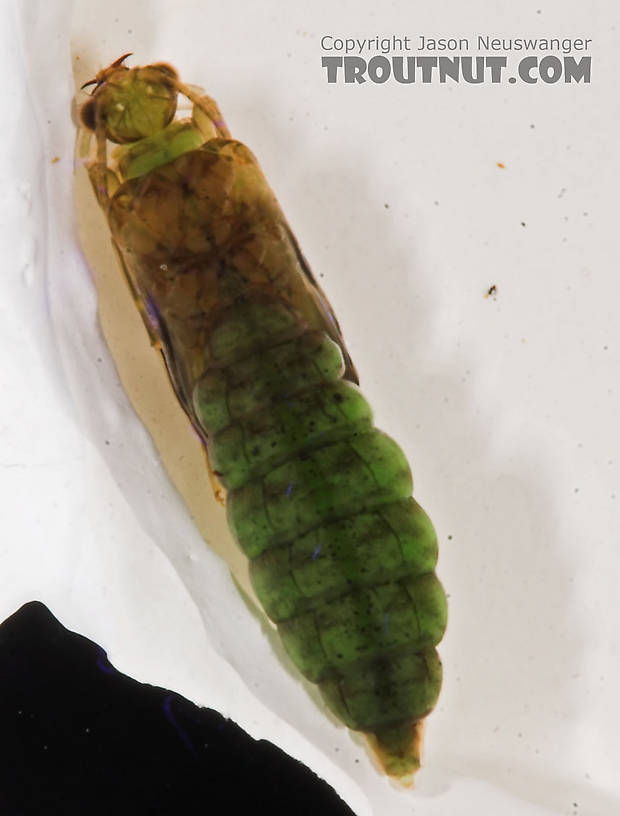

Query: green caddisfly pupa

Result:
[76,55,447,781]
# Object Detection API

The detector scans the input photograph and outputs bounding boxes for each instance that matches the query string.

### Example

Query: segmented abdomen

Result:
[192,292,447,748]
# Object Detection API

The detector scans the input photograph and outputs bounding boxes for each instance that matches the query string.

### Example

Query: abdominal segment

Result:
[191,291,447,755]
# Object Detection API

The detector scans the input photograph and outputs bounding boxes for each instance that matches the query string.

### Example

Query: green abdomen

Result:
[192,292,447,743]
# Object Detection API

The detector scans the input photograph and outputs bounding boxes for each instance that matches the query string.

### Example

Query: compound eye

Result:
[80,98,96,131]
[150,63,179,81]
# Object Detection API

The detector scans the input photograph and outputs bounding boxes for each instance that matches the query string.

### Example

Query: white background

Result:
[1,1,618,814]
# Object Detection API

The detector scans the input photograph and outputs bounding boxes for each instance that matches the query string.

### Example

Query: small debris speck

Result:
[51,156,60,164]
[484,284,497,299]
[384,203,389,209]
[434,200,439,206]
[520,221,526,227]
[496,162,505,169]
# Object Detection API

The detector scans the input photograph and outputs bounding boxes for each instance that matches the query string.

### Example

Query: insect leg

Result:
[176,80,231,139]
[92,99,110,209]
